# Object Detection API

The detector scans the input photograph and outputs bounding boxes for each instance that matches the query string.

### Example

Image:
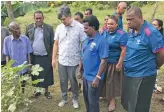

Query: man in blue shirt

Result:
[114,2,127,29]
[78,15,108,112]
[121,7,164,112]
[3,21,33,93]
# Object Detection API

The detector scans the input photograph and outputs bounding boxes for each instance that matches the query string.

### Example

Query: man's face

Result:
[84,10,91,18]
[126,13,141,30]
[83,22,93,37]
[107,19,118,32]
[60,16,71,26]
[118,5,127,14]
[12,24,21,37]
[74,15,83,23]
[34,13,44,27]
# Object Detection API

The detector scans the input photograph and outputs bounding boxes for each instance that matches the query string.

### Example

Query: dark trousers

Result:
[83,78,102,112]
[121,74,156,112]
[1,60,6,66]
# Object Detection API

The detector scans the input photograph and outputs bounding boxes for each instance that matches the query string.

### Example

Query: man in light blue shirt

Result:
[3,21,33,93]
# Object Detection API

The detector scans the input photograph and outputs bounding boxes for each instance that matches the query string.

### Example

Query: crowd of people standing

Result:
[1,2,164,112]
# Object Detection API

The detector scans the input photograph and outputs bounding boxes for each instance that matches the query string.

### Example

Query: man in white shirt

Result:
[52,5,86,109]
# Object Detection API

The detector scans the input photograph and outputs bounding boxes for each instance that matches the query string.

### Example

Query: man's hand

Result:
[92,77,100,88]
[77,71,82,79]
[116,63,122,71]
[52,59,56,68]
[28,64,32,73]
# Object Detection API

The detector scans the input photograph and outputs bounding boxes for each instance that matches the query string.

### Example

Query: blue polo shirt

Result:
[102,28,128,63]
[82,32,109,81]
[124,21,164,77]
[114,12,123,29]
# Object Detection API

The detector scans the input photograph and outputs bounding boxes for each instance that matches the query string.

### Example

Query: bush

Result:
[1,60,44,112]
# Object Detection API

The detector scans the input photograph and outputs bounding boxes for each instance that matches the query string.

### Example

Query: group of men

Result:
[1,1,164,112]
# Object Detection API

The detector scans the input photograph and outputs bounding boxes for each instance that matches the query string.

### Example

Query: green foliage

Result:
[1,60,44,112]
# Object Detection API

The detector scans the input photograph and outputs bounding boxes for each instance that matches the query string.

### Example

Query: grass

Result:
[13,2,164,112]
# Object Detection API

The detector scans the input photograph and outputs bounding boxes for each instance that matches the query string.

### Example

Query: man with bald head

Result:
[3,21,33,93]
[121,7,164,112]
[114,2,127,29]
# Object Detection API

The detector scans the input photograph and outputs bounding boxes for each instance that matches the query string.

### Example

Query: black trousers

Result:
[121,74,156,112]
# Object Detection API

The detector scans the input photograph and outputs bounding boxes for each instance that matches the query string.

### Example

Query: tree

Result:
[151,1,158,22]
[5,1,15,21]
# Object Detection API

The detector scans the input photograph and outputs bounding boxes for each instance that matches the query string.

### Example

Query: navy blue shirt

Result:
[114,12,123,29]
[82,32,109,81]
[102,28,128,63]
[124,21,164,77]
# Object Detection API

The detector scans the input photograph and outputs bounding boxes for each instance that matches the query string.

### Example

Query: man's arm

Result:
[52,40,58,68]
[156,49,164,69]
[6,56,10,63]
[96,58,107,78]
[92,58,107,88]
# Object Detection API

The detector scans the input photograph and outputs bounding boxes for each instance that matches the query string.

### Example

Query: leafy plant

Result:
[1,60,44,112]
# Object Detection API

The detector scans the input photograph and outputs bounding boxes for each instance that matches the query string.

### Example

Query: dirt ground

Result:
[27,68,164,112]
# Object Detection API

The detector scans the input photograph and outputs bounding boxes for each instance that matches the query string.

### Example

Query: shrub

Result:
[1,60,44,112]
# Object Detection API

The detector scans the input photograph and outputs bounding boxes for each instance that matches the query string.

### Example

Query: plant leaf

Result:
[8,103,16,112]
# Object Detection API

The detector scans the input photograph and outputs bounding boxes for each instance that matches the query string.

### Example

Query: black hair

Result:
[75,12,83,19]
[34,10,44,17]
[85,8,92,15]
[154,19,163,35]
[127,6,142,18]
[83,15,99,31]
[109,15,118,23]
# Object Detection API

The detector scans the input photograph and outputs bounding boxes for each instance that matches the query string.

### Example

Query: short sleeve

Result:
[54,25,60,41]
[119,33,128,46]
[98,38,109,59]
[3,36,9,56]
[79,25,87,42]
[148,30,164,53]
[26,36,33,54]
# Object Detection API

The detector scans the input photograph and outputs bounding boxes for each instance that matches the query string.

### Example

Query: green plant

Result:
[1,60,44,112]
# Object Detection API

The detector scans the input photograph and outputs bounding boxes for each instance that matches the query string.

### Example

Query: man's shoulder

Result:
[26,23,34,28]
[144,22,159,37]
[43,23,53,29]
[4,35,12,42]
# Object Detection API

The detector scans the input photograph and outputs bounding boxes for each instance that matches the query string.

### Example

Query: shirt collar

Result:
[65,19,75,28]
[34,23,44,28]
[115,12,122,17]
[108,27,119,34]
[11,35,23,41]
[88,32,99,41]
[131,20,147,36]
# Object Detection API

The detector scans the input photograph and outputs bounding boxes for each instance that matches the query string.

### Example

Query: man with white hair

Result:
[3,21,33,93]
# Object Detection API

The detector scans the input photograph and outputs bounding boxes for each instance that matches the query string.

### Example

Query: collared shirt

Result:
[33,27,47,56]
[54,19,86,66]
[82,32,109,81]
[114,12,123,29]
[3,35,33,74]
[124,21,164,77]
[102,27,128,63]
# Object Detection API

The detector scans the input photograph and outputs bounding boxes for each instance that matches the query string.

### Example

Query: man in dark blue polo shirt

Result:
[78,15,108,112]
[114,2,127,29]
[121,7,164,112]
